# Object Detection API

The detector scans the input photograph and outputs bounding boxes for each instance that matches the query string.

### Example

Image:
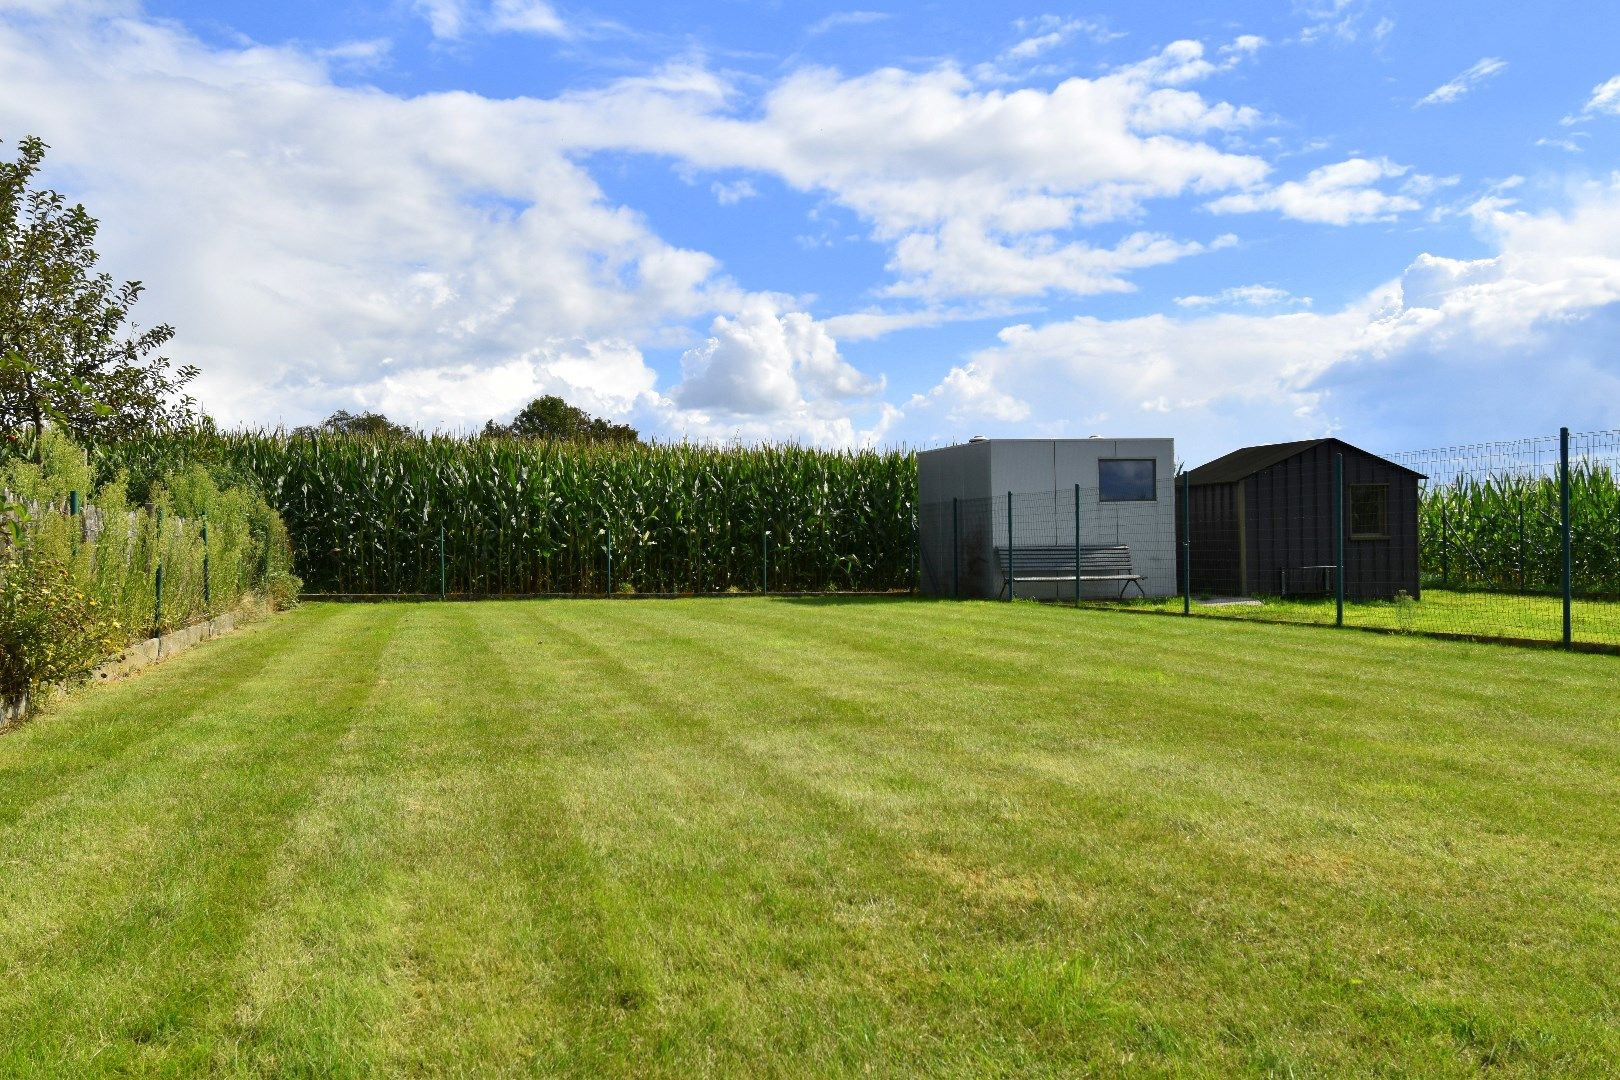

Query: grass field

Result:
[3,599,1619,1075]
[1124,586,1620,647]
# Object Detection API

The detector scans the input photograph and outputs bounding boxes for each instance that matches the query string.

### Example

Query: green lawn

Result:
[3,599,1619,1076]
[1122,586,1620,647]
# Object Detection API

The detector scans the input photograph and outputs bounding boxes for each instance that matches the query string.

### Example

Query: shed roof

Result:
[1184,438,1425,486]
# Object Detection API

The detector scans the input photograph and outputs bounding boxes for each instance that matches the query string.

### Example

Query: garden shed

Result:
[1176,438,1425,601]
[917,437,1177,600]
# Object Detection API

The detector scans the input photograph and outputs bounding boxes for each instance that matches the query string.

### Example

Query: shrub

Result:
[0,551,121,699]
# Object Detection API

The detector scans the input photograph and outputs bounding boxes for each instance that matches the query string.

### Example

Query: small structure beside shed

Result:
[917,437,1178,600]
[1176,438,1425,601]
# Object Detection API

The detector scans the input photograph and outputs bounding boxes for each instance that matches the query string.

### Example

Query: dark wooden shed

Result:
[1175,439,1425,601]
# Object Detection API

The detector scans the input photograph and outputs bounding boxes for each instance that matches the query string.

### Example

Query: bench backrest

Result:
[994,544,1135,575]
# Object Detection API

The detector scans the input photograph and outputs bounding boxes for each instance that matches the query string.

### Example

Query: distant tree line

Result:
[298,395,639,445]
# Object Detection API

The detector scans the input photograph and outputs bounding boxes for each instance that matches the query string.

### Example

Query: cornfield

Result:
[93,432,919,595]
[1419,462,1620,595]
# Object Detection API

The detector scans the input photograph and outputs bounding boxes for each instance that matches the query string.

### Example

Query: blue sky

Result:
[3,0,1619,461]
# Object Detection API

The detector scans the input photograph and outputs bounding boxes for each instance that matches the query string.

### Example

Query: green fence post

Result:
[1561,426,1573,647]
[202,517,211,612]
[1182,471,1191,616]
[1517,499,1526,591]
[951,497,960,599]
[1073,483,1081,608]
[1334,452,1345,628]
[69,490,79,516]
[911,513,919,594]
[1440,501,1449,586]
[1006,490,1014,602]
[153,507,164,638]
[439,524,446,600]
[762,530,770,593]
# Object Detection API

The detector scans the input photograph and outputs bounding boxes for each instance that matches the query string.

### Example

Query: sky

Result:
[2,0,1619,462]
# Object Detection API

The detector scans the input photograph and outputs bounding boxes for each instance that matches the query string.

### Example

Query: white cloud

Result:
[363,339,657,430]
[1000,15,1123,62]
[1206,157,1423,224]
[1296,0,1390,45]
[414,0,466,38]
[1174,284,1310,308]
[710,178,757,205]
[1565,75,1620,123]
[1416,57,1506,107]
[489,0,566,37]
[415,0,567,40]
[821,303,1023,341]
[806,11,890,37]
[915,175,1620,455]
[883,223,1237,301]
[673,297,882,416]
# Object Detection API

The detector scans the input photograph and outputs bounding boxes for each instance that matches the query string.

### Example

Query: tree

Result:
[484,395,639,444]
[294,409,415,439]
[0,136,197,457]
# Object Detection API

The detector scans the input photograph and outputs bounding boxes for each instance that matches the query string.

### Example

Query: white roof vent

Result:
[968,435,988,443]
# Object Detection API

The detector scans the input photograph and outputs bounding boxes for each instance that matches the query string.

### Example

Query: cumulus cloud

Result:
[1416,57,1507,107]
[0,3,722,430]
[364,340,657,430]
[0,2,1475,449]
[915,175,1620,456]
[1206,157,1423,224]
[674,297,882,416]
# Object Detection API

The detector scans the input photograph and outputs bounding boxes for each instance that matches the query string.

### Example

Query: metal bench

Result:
[994,544,1146,599]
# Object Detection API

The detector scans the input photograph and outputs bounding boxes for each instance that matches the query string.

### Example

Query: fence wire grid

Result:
[919,428,1620,652]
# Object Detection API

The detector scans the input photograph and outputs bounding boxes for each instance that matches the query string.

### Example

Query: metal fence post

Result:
[439,524,446,600]
[1334,452,1345,628]
[153,507,164,638]
[762,530,770,593]
[606,529,614,597]
[951,497,960,598]
[1517,499,1526,591]
[1006,490,1014,602]
[1182,471,1191,616]
[911,513,919,594]
[68,490,79,516]
[1561,426,1573,646]
[202,517,211,612]
[1073,483,1081,608]
[1440,501,1449,586]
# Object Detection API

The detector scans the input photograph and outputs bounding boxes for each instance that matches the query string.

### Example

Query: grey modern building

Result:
[917,437,1178,600]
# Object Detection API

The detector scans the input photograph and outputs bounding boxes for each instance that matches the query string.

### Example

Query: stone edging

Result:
[1,611,243,731]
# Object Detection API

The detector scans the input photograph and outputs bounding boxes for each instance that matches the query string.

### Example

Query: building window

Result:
[1099,459,1156,502]
[1349,484,1389,539]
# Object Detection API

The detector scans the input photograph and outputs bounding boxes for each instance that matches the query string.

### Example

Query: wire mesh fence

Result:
[920,428,1620,653]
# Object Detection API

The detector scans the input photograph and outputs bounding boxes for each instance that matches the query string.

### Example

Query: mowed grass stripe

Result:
[0,604,406,1075]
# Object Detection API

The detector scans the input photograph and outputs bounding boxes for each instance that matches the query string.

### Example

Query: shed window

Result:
[1099,459,1156,502]
[1349,484,1389,539]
